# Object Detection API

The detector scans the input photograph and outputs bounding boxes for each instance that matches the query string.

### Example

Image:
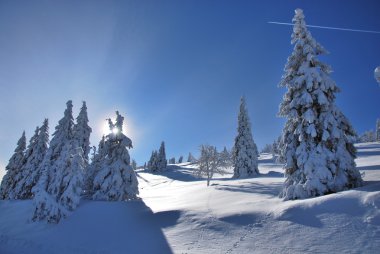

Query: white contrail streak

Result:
[268,21,380,34]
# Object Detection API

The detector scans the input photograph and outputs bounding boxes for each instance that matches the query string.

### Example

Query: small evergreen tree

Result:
[169,157,176,164]
[92,111,138,201]
[220,146,232,167]
[0,132,26,199]
[157,141,167,170]
[178,156,183,164]
[376,119,380,141]
[131,159,137,171]
[232,97,259,178]
[187,152,196,163]
[278,9,362,200]
[148,150,158,171]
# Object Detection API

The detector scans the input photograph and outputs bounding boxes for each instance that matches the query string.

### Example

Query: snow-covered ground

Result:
[1,142,380,253]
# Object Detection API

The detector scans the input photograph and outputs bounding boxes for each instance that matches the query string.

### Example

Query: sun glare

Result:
[112,127,119,134]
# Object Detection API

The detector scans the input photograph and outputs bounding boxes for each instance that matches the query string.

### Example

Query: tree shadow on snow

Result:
[48,200,180,254]
[214,182,283,197]
[357,165,380,171]
[160,165,201,182]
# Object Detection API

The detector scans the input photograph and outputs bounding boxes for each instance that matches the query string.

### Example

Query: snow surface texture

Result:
[1,142,379,253]
[278,9,362,199]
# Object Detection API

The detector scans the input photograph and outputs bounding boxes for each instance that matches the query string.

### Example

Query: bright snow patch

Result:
[1,143,380,253]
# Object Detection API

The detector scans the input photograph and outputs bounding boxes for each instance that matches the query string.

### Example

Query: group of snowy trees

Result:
[0,102,138,223]
[195,8,364,199]
[0,122,49,200]
[0,8,367,206]
[357,119,380,142]
[147,142,167,172]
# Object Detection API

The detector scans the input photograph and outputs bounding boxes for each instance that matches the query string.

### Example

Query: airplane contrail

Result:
[268,21,380,34]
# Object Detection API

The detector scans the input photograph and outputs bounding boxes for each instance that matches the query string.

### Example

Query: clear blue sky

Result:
[0,0,379,178]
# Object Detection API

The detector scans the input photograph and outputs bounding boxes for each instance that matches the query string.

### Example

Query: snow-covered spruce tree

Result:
[84,137,106,198]
[0,132,26,199]
[92,111,138,201]
[59,147,85,211]
[232,97,259,178]
[157,141,167,170]
[131,159,137,171]
[279,9,362,200]
[178,156,183,164]
[148,150,158,171]
[359,130,376,143]
[73,101,92,163]
[376,119,380,141]
[32,101,85,223]
[16,119,49,199]
[187,152,196,163]
[220,146,232,167]
[169,157,176,164]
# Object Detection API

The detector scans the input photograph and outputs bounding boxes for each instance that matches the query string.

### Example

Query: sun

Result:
[112,127,119,134]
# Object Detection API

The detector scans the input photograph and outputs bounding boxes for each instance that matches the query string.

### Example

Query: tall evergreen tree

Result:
[0,132,26,199]
[232,97,259,178]
[73,101,92,163]
[92,111,138,201]
[16,119,49,199]
[376,119,380,141]
[278,9,362,200]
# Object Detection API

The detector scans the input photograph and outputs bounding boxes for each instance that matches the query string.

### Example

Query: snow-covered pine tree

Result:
[84,137,106,198]
[169,157,176,164]
[16,119,49,199]
[359,130,376,143]
[9,127,39,199]
[278,9,362,200]
[131,159,137,171]
[0,132,26,199]
[157,141,167,170]
[376,119,380,141]
[148,150,158,171]
[220,146,232,167]
[92,111,138,201]
[187,152,196,163]
[178,156,183,164]
[59,147,85,211]
[32,101,85,223]
[73,101,92,163]
[232,97,259,178]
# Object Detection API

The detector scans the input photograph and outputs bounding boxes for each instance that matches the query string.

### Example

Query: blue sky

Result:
[0,0,379,178]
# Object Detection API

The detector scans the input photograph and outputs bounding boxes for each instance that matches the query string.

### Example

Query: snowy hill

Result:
[1,143,380,253]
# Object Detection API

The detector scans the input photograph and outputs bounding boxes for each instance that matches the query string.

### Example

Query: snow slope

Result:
[1,143,380,253]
